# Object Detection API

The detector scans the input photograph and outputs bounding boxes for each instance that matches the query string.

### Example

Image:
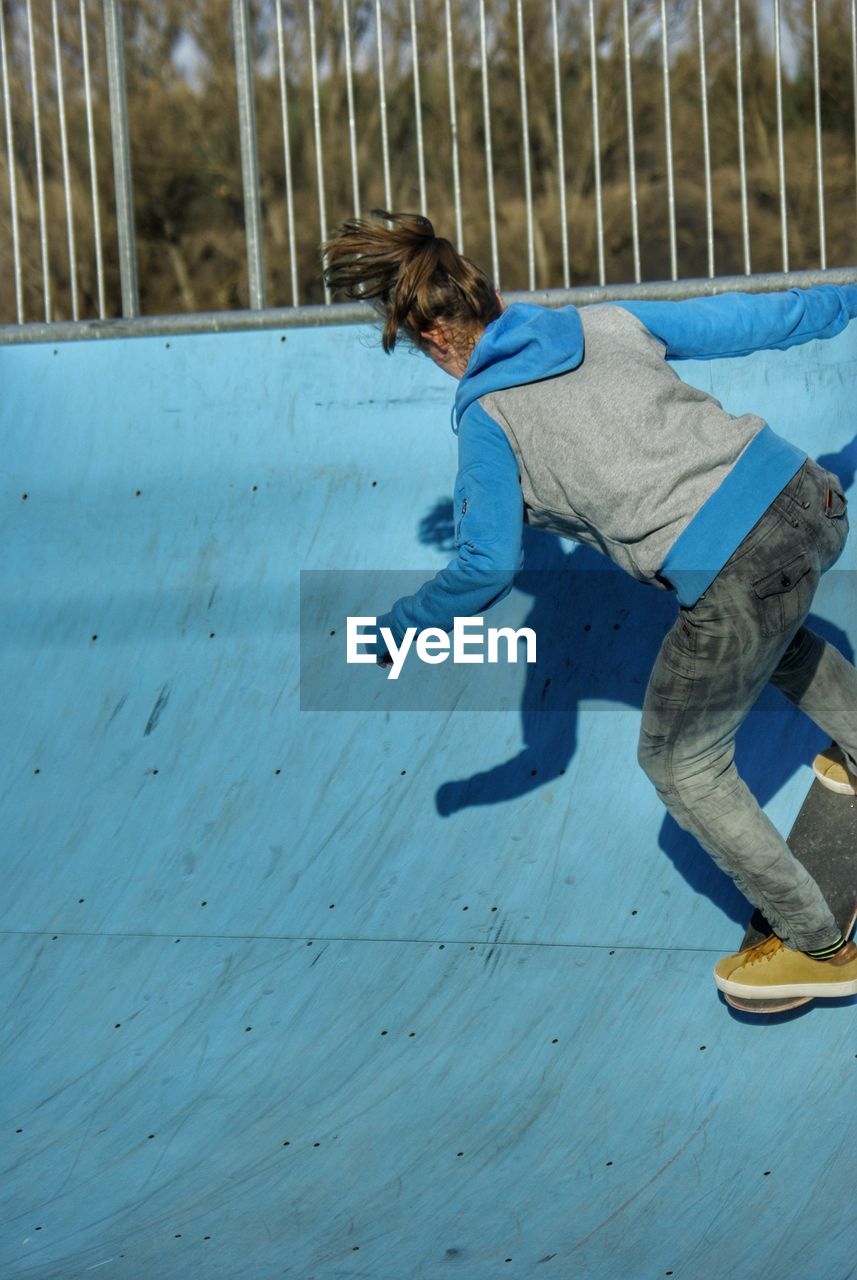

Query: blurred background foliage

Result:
[0,0,855,322]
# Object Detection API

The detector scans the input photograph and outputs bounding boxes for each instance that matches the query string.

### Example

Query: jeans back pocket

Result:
[752,550,815,637]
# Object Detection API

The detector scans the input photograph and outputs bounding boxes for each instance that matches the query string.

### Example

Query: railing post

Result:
[0,0,23,322]
[232,0,266,310]
[102,0,139,318]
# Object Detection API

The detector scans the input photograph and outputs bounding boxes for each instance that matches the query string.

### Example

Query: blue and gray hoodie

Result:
[378,285,857,642]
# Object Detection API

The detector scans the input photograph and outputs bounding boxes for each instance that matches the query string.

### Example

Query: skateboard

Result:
[723,779,857,1014]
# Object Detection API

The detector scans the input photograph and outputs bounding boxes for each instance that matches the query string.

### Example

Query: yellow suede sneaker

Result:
[714,935,857,1000]
[813,745,857,795]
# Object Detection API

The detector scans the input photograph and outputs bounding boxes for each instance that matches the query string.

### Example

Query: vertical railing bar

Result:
[852,0,857,239]
[0,0,23,323]
[852,0,857,240]
[232,0,266,310]
[374,0,392,209]
[697,0,714,278]
[660,0,677,281]
[25,0,50,321]
[275,0,299,304]
[409,0,426,216]
[773,0,789,273]
[341,0,360,218]
[80,0,106,319]
[734,0,751,275]
[307,0,329,303]
[588,0,605,286]
[52,0,80,320]
[622,0,640,284]
[516,0,535,290]
[810,0,826,269]
[444,0,463,251]
[103,0,139,318]
[551,0,569,288]
[478,0,499,286]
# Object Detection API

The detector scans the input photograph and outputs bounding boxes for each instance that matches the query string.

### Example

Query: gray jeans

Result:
[638,457,854,951]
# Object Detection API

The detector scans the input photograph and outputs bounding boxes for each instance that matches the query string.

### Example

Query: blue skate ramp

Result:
[2,312,857,1279]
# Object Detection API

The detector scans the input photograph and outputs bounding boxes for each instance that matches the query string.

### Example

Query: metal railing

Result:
[1,0,856,338]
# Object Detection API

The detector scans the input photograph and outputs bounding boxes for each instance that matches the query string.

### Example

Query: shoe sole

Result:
[813,763,857,795]
[814,771,857,795]
[715,973,857,999]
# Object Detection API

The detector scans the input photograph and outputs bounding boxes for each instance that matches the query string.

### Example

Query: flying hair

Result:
[321,210,501,354]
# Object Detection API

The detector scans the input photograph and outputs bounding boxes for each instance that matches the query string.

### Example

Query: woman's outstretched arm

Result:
[377,406,524,646]
[618,283,857,361]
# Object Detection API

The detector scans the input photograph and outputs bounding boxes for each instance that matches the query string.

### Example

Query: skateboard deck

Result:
[724,779,857,1015]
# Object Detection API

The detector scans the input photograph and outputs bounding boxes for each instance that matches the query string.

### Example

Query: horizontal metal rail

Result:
[3,269,855,346]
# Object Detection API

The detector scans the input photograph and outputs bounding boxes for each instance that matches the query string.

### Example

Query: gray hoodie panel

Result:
[480,304,766,583]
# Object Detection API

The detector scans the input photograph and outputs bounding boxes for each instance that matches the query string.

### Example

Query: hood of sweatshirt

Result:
[453,302,585,430]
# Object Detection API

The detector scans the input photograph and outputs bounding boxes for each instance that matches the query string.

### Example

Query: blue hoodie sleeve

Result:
[619,284,857,360]
[376,404,523,645]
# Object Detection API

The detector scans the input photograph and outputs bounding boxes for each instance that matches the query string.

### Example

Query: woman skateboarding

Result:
[322,209,857,1002]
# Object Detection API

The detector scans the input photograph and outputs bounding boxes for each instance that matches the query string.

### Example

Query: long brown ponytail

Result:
[321,210,501,354]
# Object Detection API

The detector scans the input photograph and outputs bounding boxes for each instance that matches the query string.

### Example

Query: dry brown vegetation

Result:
[1,0,856,324]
